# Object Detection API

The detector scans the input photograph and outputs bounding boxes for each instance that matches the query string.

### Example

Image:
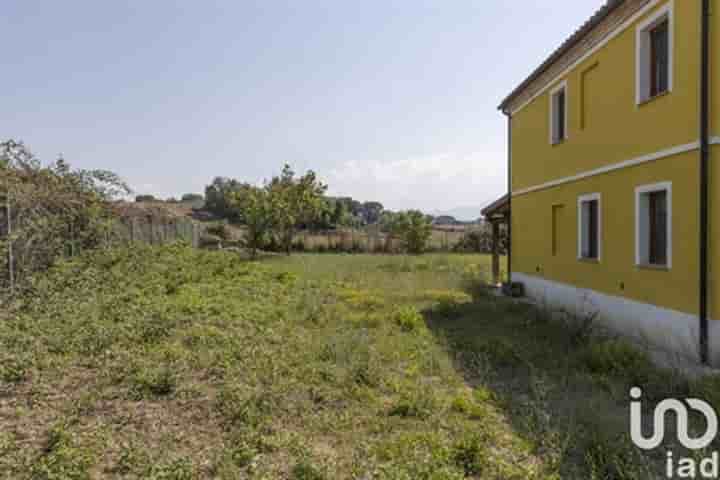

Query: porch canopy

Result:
[481,194,510,286]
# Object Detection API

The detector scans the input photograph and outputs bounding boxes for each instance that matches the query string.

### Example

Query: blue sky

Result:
[2,0,602,214]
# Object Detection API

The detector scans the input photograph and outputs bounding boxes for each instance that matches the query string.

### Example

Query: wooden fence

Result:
[114,217,204,248]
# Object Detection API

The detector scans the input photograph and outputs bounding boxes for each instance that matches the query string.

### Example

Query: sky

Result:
[2,0,603,216]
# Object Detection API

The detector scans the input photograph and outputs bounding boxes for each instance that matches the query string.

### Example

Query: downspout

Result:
[699,0,710,364]
[505,111,512,284]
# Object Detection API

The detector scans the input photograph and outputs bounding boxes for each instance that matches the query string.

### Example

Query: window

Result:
[550,82,568,144]
[636,183,672,268]
[636,6,672,104]
[649,21,669,97]
[552,204,564,256]
[578,194,601,261]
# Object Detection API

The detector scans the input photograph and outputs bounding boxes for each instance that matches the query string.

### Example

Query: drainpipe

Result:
[505,111,512,285]
[699,0,710,365]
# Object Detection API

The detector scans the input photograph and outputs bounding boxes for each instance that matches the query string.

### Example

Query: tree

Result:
[392,210,433,254]
[135,194,157,202]
[362,201,384,225]
[181,193,203,203]
[204,177,246,219]
[181,193,202,202]
[379,211,399,233]
[229,186,273,259]
[267,165,327,255]
[1,140,130,293]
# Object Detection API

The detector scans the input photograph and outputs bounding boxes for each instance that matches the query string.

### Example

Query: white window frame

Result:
[635,3,674,105]
[549,80,569,145]
[635,182,672,269]
[577,193,602,261]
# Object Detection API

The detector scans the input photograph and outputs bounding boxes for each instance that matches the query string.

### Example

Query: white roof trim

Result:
[508,0,667,116]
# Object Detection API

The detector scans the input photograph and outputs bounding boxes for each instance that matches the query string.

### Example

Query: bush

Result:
[390,211,432,254]
[389,388,439,419]
[129,365,178,399]
[452,433,488,476]
[393,306,424,332]
[1,140,130,293]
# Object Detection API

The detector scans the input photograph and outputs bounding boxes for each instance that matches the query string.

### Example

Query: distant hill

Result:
[431,206,484,222]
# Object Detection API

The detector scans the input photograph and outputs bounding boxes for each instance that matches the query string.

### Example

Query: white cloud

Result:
[325,151,506,213]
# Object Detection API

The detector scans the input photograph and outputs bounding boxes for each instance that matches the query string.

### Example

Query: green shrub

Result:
[393,306,424,332]
[450,390,488,420]
[291,459,326,480]
[451,433,488,476]
[129,365,178,399]
[389,389,438,419]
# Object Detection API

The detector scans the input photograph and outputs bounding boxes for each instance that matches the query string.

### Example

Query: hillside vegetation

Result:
[2,245,718,479]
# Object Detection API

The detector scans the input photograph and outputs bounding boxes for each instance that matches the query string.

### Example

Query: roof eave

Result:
[498,0,625,113]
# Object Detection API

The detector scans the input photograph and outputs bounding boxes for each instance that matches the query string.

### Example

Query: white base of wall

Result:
[513,272,720,367]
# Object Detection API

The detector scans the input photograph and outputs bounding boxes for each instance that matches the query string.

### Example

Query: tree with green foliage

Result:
[181,193,203,202]
[204,177,247,220]
[392,210,433,254]
[229,185,274,259]
[135,194,157,202]
[1,140,130,293]
[267,165,327,255]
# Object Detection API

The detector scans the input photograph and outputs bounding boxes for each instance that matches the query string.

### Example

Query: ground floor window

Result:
[552,204,564,256]
[636,182,671,268]
[578,193,601,261]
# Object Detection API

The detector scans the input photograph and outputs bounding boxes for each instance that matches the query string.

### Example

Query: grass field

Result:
[1,245,718,479]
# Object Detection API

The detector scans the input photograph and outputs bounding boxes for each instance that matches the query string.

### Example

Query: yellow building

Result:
[489,0,718,365]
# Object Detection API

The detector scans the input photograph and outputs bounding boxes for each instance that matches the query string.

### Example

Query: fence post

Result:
[492,221,500,286]
[5,191,14,293]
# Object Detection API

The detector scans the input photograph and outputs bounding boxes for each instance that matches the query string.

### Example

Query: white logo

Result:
[630,387,718,450]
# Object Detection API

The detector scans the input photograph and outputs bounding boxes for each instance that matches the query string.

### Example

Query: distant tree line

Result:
[135,193,204,204]
[202,166,438,256]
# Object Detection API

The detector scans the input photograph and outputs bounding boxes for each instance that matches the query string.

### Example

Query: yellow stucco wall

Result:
[512,151,700,316]
[711,144,720,321]
[508,0,719,320]
[511,0,700,192]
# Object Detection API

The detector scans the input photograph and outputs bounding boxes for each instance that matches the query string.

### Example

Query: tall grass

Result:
[1,245,715,479]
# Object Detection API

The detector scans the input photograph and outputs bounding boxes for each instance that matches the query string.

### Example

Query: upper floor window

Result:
[636,6,673,104]
[550,82,568,144]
